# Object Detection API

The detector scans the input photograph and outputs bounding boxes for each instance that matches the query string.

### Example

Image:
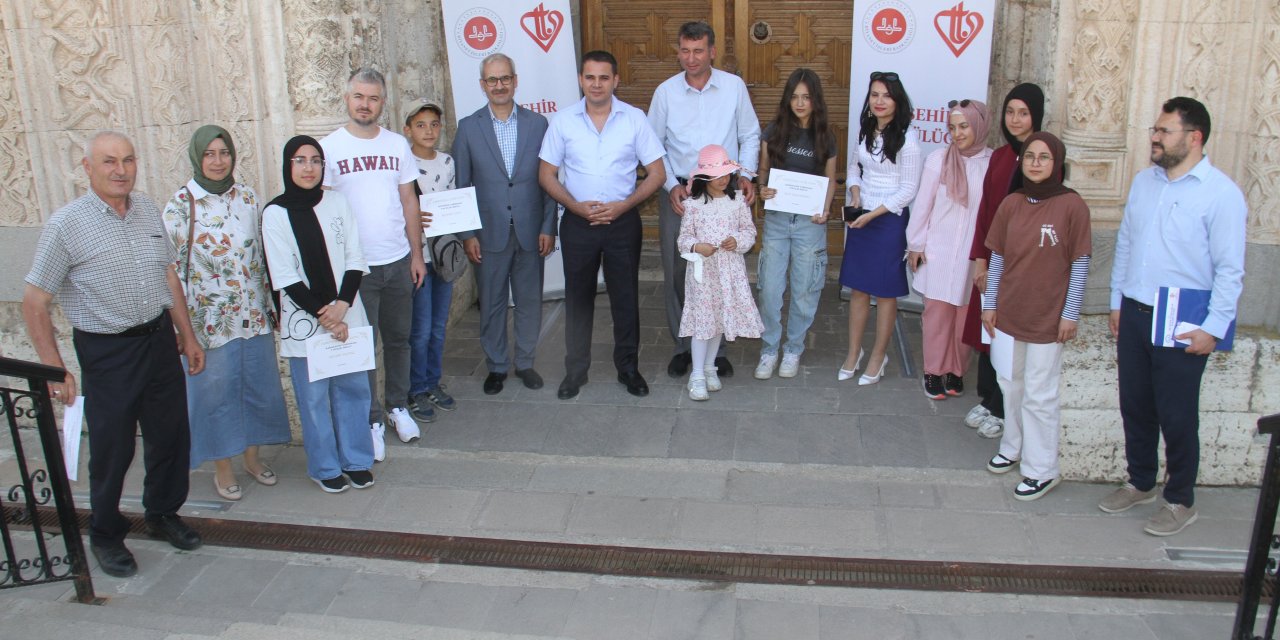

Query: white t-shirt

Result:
[414,152,455,263]
[261,190,371,358]
[320,126,418,266]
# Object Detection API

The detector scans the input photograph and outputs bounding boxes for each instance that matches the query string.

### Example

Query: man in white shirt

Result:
[321,67,426,453]
[539,50,666,400]
[648,21,760,379]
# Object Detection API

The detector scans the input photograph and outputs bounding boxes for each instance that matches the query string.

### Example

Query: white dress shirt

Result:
[540,96,665,202]
[846,133,922,215]
[648,68,760,191]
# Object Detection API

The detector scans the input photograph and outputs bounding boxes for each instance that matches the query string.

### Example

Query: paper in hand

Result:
[61,397,84,481]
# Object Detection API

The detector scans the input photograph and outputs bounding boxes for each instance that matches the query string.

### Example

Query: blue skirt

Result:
[185,333,291,468]
[839,206,909,298]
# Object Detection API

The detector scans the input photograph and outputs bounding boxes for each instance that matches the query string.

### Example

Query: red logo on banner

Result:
[464,16,498,50]
[861,0,915,54]
[521,3,564,53]
[453,7,505,58]
[934,2,984,57]
[871,8,908,46]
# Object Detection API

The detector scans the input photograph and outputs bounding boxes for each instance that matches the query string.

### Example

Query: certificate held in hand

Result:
[420,186,483,238]
[306,326,376,381]
[766,168,830,216]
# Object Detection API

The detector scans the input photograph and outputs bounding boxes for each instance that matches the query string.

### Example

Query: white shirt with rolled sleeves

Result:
[539,96,665,201]
[1109,155,1247,339]
[647,68,760,189]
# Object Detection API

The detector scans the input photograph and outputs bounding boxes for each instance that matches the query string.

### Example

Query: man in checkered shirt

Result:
[23,131,207,578]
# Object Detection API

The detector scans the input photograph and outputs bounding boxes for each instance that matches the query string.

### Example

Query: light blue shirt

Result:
[1109,155,1247,339]
[648,68,760,191]
[539,96,665,203]
[489,106,518,177]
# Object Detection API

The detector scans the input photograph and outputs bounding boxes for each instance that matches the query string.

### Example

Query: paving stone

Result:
[667,409,739,460]
[560,585,657,640]
[540,405,674,458]
[138,552,218,601]
[481,585,578,637]
[795,415,863,466]
[325,571,424,622]
[776,386,841,413]
[1067,613,1158,640]
[858,415,930,467]
[567,495,678,539]
[368,486,485,530]
[936,483,1012,513]
[736,598,820,640]
[910,612,1077,640]
[884,510,1030,558]
[681,383,778,412]
[402,581,499,629]
[179,555,284,608]
[877,482,938,508]
[647,589,736,640]
[674,500,758,545]
[921,414,1002,470]
[818,605,912,640]
[229,472,380,522]
[755,505,880,550]
[475,490,574,533]
[725,470,878,508]
[734,412,801,463]
[253,564,351,614]
[528,463,726,501]
[372,457,536,490]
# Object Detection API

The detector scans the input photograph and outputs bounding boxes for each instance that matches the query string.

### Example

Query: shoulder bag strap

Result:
[183,186,197,290]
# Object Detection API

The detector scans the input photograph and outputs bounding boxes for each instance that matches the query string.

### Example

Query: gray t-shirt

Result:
[764,123,836,177]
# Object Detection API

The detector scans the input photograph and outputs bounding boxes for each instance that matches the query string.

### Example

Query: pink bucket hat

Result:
[690,144,755,180]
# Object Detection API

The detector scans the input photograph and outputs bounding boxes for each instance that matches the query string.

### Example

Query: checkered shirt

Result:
[25,191,177,334]
[490,107,518,177]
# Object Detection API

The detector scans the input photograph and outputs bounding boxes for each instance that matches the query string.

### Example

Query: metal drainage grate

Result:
[6,505,1259,602]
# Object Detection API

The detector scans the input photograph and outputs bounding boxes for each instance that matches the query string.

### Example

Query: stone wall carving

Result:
[1245,10,1280,243]
[281,0,348,138]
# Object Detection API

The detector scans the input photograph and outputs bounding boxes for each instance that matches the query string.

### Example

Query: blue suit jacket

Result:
[453,105,556,251]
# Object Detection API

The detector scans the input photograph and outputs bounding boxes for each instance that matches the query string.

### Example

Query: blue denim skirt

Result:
[186,333,291,468]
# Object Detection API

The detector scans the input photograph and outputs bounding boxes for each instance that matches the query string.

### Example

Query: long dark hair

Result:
[689,174,739,202]
[767,68,833,170]
[857,72,913,163]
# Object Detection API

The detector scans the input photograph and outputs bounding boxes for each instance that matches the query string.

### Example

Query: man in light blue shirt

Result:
[1101,97,1247,536]
[539,50,666,400]
[648,21,760,379]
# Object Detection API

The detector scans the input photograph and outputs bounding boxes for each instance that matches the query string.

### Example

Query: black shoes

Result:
[483,372,507,395]
[617,371,649,397]
[145,514,202,551]
[944,373,964,397]
[515,368,544,390]
[345,469,375,489]
[91,541,137,578]
[714,357,734,378]
[923,374,947,400]
[667,352,692,377]
[558,375,586,400]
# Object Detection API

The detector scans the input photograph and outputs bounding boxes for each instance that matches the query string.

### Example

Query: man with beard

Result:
[1101,97,1247,536]
[321,67,426,457]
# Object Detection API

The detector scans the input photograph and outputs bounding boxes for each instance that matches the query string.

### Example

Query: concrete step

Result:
[0,594,239,637]
[213,616,570,640]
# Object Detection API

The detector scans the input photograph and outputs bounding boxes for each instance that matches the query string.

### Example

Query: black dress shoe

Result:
[91,542,137,578]
[557,375,585,400]
[515,368,543,389]
[145,514,202,551]
[617,371,649,397]
[483,372,507,395]
[667,352,692,378]
[714,356,734,377]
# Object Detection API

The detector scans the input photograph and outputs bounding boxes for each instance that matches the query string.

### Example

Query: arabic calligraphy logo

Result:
[861,0,915,54]
[934,2,985,57]
[453,7,506,58]
[521,3,564,53]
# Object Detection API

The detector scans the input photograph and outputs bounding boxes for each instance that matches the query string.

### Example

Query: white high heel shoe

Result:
[858,354,890,386]
[837,349,865,381]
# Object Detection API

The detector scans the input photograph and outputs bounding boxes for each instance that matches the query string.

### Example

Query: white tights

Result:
[689,334,722,380]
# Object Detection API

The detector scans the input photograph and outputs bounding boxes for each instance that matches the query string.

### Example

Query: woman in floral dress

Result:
[162,124,290,501]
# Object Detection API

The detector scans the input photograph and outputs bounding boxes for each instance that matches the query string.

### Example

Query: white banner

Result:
[440,0,580,299]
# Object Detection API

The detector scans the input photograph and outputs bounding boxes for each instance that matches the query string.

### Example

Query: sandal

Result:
[247,464,278,486]
[214,476,242,501]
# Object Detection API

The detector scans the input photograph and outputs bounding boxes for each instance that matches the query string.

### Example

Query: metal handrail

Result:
[1234,413,1280,639]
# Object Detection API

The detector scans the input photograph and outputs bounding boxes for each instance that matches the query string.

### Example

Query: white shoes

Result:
[688,377,709,401]
[977,415,1004,439]
[837,349,865,381]
[754,353,778,380]
[858,354,889,386]
[778,353,800,378]
[370,422,386,462]
[389,407,420,443]
[965,404,991,428]
[703,367,722,392]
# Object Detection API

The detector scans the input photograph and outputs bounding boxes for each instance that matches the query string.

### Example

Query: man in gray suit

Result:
[454,53,556,395]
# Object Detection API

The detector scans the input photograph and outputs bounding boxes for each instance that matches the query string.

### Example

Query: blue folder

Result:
[1151,286,1235,351]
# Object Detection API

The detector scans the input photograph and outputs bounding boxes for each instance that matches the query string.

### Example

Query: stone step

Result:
[207,616,571,640]
[0,594,238,637]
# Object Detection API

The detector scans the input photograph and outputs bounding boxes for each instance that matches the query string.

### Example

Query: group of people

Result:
[19,20,1246,578]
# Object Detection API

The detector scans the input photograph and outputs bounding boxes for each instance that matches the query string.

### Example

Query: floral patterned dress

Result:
[677,194,764,340]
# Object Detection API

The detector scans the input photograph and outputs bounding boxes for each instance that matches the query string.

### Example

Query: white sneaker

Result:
[754,353,778,380]
[976,415,1004,439]
[778,353,800,378]
[964,404,991,428]
[389,407,420,443]
[703,367,722,392]
[370,422,386,462]
[688,377,709,401]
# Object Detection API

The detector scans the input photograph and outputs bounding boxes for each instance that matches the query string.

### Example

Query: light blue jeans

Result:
[757,210,828,357]
[409,263,454,395]
[287,357,374,481]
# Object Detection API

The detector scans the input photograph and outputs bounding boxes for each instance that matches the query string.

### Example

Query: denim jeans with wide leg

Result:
[409,263,454,395]
[757,209,828,357]
[288,357,374,481]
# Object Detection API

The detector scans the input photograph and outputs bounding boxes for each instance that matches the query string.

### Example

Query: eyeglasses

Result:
[290,156,324,168]
[1148,126,1194,137]
[1022,152,1054,166]
[202,149,232,160]
[483,75,515,87]
[947,99,973,109]
[869,71,899,82]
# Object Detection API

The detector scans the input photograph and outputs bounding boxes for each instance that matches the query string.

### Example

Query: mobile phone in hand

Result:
[842,206,868,222]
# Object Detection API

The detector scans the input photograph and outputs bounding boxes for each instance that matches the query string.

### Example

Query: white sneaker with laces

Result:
[976,415,1004,439]
[688,377,709,401]
[754,353,778,380]
[778,353,800,378]
[703,367,722,392]
[370,422,386,462]
[964,404,991,428]
[389,407,420,443]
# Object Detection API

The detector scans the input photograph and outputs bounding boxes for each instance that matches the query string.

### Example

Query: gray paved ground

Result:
[0,275,1262,637]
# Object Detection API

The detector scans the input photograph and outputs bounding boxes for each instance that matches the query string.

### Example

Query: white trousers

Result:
[993,332,1065,481]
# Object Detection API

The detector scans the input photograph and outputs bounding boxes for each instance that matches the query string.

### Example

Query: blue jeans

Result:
[409,263,454,395]
[287,357,374,481]
[757,210,828,357]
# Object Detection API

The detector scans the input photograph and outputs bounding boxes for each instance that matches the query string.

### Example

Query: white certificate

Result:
[61,397,84,481]
[766,168,830,216]
[420,186,483,238]
[306,326,376,381]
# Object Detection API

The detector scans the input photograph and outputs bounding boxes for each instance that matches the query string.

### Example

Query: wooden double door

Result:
[580,0,854,254]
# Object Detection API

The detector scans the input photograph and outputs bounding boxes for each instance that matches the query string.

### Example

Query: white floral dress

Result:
[677,194,764,340]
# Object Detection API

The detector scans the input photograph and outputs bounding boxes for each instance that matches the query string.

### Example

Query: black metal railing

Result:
[1235,412,1280,639]
[0,355,95,603]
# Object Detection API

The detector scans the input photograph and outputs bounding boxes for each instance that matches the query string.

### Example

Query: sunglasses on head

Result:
[869,71,899,82]
[948,99,973,109]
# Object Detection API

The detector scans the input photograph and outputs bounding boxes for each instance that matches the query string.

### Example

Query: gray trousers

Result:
[477,231,544,373]
[658,186,727,358]
[361,254,413,423]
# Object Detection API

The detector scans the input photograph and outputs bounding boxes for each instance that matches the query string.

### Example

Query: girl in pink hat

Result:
[677,144,764,400]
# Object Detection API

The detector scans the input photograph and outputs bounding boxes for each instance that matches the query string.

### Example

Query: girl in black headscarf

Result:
[261,135,376,494]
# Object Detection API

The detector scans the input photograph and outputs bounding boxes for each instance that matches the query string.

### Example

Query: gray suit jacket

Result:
[454,105,556,252]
